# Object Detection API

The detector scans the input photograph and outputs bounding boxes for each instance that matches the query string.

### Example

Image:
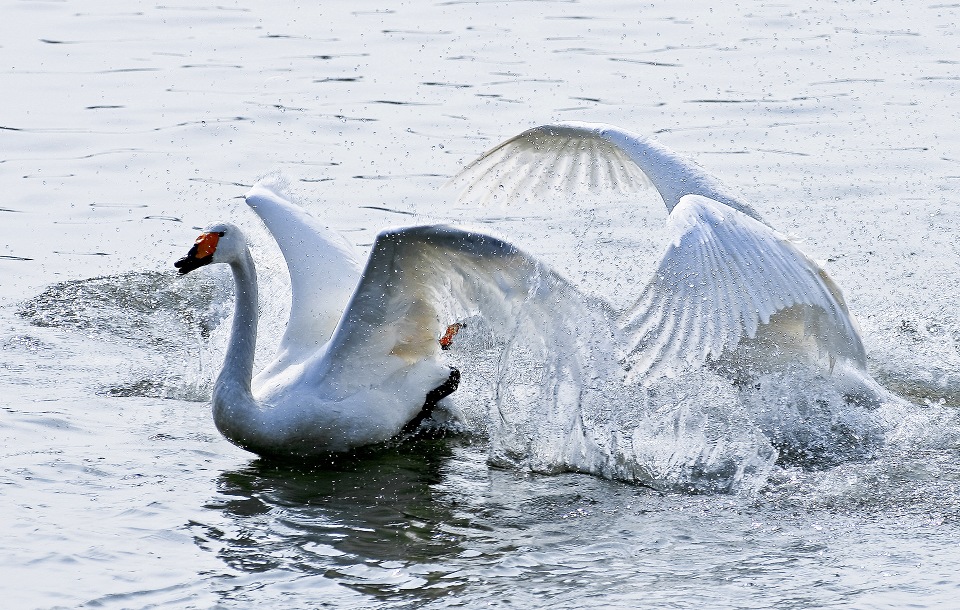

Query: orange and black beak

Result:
[174,231,220,275]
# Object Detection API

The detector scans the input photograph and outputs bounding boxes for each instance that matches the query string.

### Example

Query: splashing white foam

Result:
[20,205,960,497]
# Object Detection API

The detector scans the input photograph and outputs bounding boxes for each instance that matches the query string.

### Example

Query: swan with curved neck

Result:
[174,183,610,457]
[175,222,458,456]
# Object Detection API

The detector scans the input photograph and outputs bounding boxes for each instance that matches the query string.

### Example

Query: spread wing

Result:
[448,121,763,220]
[621,195,866,382]
[448,122,653,207]
[307,225,618,397]
[244,179,363,364]
[449,123,863,381]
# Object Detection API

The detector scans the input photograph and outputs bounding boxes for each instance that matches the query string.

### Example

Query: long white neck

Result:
[211,246,265,450]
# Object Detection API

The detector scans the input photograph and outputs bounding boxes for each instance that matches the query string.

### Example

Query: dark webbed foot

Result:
[402,367,460,435]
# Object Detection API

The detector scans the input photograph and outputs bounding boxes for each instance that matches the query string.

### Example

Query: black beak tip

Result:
[174,254,209,275]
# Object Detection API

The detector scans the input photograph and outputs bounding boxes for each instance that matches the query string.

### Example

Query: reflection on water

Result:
[196,439,484,604]
[189,434,960,609]
[206,440,464,567]
[197,438,657,605]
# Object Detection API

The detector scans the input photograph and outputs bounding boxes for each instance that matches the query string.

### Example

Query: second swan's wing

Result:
[621,194,866,382]
[449,122,653,207]
[448,121,760,219]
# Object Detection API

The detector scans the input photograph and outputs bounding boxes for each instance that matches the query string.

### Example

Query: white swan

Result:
[175,181,607,457]
[450,121,868,383]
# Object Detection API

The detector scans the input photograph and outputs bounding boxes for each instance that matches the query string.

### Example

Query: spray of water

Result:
[16,222,960,496]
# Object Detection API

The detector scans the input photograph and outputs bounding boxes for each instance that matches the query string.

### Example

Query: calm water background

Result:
[3,1,960,608]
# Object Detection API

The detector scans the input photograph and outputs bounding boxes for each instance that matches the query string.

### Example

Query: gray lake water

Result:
[3,1,960,608]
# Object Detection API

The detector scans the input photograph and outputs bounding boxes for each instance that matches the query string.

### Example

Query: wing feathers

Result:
[449,124,654,207]
[244,179,363,362]
[622,195,865,382]
[449,124,865,383]
[316,225,617,395]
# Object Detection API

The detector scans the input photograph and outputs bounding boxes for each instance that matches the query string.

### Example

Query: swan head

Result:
[174,222,245,274]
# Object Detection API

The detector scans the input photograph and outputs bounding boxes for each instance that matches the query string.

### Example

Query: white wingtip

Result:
[245,173,294,207]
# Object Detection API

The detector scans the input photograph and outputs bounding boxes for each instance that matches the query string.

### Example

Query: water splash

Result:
[18,270,230,401]
[14,200,304,402]
[868,312,960,406]
[16,244,960,496]
[484,311,915,493]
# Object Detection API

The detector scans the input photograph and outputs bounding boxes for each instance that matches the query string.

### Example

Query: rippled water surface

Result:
[3,1,960,608]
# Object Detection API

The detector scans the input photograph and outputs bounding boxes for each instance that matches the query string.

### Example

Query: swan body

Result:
[176,183,608,456]
[451,121,868,383]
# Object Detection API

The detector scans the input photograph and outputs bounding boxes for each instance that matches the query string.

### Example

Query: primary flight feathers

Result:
[450,121,866,381]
